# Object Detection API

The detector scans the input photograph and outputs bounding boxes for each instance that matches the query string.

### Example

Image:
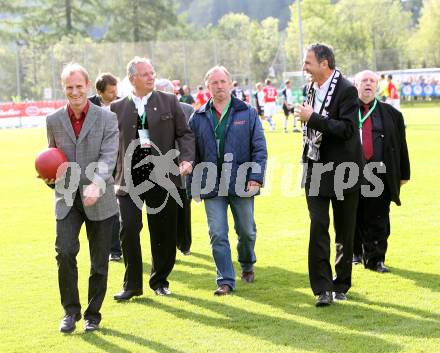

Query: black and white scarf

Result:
[302,69,342,161]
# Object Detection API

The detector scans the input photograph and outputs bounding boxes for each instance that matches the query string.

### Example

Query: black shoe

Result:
[154,287,171,296]
[241,271,255,284]
[181,250,191,256]
[214,284,232,296]
[316,291,333,307]
[84,319,100,332]
[59,313,81,333]
[113,289,143,301]
[333,292,347,301]
[109,253,122,262]
[375,261,390,273]
[352,255,362,265]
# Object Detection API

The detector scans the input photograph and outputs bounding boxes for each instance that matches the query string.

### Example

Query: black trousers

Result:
[353,188,391,268]
[176,188,192,253]
[110,214,122,256]
[55,194,115,322]
[306,190,359,295]
[118,185,178,291]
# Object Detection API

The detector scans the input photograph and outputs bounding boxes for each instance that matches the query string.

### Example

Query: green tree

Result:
[5,0,102,101]
[401,0,423,25]
[179,0,293,29]
[104,0,178,42]
[215,13,252,78]
[0,46,18,101]
[249,17,280,81]
[0,1,23,41]
[334,0,411,72]
[285,0,411,74]
[14,0,101,45]
[412,0,440,67]
[285,0,337,71]
[217,12,251,40]
[214,13,279,82]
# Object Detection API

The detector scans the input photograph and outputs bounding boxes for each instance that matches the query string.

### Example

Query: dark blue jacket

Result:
[187,96,267,199]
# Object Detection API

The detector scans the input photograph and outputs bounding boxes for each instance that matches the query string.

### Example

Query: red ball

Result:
[35,148,68,180]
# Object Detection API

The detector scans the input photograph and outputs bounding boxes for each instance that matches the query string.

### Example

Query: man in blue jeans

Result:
[187,66,267,295]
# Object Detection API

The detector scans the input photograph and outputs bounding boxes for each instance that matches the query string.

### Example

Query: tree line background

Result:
[0,0,438,101]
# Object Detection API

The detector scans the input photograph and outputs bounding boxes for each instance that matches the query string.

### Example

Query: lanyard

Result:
[210,98,231,133]
[358,99,377,128]
[139,112,147,129]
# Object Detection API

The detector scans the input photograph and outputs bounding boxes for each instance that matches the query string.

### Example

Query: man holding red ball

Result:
[43,63,119,333]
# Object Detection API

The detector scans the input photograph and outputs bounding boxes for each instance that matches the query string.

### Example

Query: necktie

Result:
[362,103,373,161]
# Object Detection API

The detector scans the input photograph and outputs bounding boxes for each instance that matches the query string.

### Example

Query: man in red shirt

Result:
[263,79,277,132]
[386,74,401,111]
[44,64,119,333]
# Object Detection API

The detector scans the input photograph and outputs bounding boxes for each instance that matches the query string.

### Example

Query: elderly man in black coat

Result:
[352,70,410,273]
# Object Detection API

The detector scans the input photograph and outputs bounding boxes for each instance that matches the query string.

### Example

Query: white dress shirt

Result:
[131,92,152,116]
[312,71,334,114]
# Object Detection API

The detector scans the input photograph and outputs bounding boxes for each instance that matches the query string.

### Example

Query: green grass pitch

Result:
[0,106,439,353]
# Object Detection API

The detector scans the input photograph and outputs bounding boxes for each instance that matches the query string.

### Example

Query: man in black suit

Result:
[88,72,122,262]
[111,57,194,300]
[352,70,410,272]
[294,43,362,306]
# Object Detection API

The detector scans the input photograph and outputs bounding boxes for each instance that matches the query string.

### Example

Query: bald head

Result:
[355,70,378,104]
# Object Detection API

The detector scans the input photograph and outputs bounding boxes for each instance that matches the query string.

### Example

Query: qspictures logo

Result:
[53,140,386,213]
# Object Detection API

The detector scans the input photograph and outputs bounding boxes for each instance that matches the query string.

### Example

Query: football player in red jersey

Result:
[262,79,277,132]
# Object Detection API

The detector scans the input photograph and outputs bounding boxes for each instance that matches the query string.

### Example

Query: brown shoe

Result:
[214,284,232,296]
[241,271,255,283]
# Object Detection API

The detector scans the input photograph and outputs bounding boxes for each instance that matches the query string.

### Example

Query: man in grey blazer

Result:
[45,63,119,333]
[112,57,194,300]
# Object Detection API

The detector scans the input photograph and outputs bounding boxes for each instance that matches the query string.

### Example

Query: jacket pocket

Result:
[160,112,172,120]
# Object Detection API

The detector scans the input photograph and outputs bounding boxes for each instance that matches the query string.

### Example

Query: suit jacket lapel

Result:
[123,98,138,142]
[59,106,77,143]
[77,104,98,144]
[147,91,160,125]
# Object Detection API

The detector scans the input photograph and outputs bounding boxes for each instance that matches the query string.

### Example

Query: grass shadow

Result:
[388,266,440,292]
[184,251,212,262]
[79,327,185,353]
[232,265,439,338]
[137,292,400,353]
[174,258,215,271]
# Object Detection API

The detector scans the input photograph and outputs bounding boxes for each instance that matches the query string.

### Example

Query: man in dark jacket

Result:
[111,57,195,300]
[88,73,119,109]
[187,65,267,296]
[295,43,363,306]
[88,72,122,262]
[231,81,246,101]
[352,70,410,272]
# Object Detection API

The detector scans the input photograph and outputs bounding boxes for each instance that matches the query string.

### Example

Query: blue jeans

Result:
[204,196,257,289]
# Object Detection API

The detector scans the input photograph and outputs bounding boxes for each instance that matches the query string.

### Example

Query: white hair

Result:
[355,70,378,85]
[204,65,232,86]
[126,56,153,78]
[155,78,174,94]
